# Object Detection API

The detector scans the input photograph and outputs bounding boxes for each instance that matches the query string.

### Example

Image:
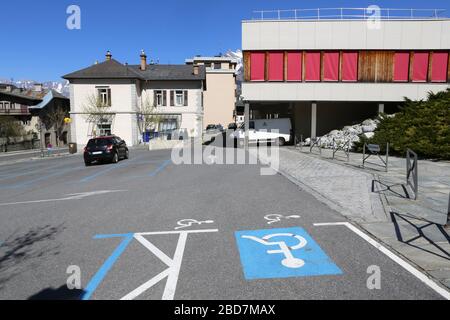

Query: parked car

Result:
[84,136,129,166]
[230,118,292,146]
[205,124,224,134]
[228,123,238,130]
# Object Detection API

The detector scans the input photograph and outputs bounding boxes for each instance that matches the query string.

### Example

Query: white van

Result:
[230,118,292,146]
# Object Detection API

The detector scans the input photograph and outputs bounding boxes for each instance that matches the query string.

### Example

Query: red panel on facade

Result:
[305,52,321,81]
[431,52,448,82]
[268,52,284,81]
[342,52,358,82]
[412,52,429,82]
[323,52,339,81]
[393,52,410,82]
[250,52,265,81]
[287,52,302,81]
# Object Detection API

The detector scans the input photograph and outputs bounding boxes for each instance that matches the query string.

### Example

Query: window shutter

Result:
[163,91,167,106]
[184,91,188,106]
[153,91,157,106]
[107,88,112,106]
[170,90,175,106]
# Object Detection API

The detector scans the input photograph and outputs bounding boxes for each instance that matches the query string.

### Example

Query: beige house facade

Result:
[186,57,237,129]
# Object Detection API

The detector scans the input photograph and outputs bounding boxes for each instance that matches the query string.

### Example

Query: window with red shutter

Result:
[286,52,302,81]
[342,52,358,82]
[431,52,448,82]
[393,52,410,82]
[305,52,321,81]
[250,52,265,81]
[323,51,339,82]
[412,52,429,82]
[268,52,284,81]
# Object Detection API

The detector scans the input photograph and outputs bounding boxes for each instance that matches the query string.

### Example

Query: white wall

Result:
[242,82,450,102]
[243,19,450,50]
[69,79,138,148]
[141,81,203,137]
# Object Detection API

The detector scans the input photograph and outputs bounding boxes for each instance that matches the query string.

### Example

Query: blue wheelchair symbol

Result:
[235,227,342,280]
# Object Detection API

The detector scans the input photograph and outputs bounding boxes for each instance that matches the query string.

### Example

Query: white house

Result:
[63,51,206,148]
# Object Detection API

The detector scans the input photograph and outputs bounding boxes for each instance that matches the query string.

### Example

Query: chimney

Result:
[106,50,112,61]
[193,65,199,75]
[34,83,43,92]
[140,50,147,71]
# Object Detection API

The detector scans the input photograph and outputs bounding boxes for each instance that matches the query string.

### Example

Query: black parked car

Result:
[228,123,238,130]
[84,136,129,166]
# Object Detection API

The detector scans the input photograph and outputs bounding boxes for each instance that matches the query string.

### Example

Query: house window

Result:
[175,90,184,106]
[170,90,188,107]
[97,87,112,106]
[4,102,10,109]
[159,119,178,132]
[154,90,167,107]
[0,102,3,109]
[97,123,112,136]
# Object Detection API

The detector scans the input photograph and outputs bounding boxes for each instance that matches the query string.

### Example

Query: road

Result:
[0,148,445,300]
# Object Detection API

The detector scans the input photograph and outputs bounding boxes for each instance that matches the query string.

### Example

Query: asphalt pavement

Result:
[0,148,445,300]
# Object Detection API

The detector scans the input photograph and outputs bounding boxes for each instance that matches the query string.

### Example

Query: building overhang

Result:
[241,82,450,102]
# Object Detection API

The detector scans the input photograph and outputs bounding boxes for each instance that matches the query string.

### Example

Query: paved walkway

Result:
[255,146,450,291]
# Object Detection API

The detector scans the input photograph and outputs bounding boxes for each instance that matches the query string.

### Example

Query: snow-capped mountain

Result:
[0,78,70,97]
[224,49,243,81]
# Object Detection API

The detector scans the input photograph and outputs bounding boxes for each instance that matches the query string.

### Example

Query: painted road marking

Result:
[83,228,218,300]
[264,214,301,225]
[235,227,342,280]
[174,219,215,230]
[0,165,84,189]
[0,190,126,207]
[314,222,450,300]
[149,159,171,177]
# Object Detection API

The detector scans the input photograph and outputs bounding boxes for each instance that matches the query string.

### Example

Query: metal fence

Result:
[363,143,389,172]
[406,149,419,200]
[252,8,447,21]
[332,138,350,162]
[310,137,322,155]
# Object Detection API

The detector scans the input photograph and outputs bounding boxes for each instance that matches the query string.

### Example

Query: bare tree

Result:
[82,93,114,137]
[42,105,68,147]
[138,97,162,138]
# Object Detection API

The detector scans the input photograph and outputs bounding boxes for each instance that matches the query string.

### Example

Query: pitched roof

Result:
[29,90,69,110]
[63,59,206,81]
[63,59,143,80]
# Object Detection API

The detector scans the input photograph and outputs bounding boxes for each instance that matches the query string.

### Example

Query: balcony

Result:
[0,107,31,116]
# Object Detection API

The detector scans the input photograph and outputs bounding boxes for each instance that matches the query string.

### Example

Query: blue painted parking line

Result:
[82,233,135,300]
[1,166,84,189]
[149,160,171,177]
[235,227,342,280]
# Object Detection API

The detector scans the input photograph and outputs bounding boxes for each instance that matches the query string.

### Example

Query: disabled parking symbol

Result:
[235,227,342,280]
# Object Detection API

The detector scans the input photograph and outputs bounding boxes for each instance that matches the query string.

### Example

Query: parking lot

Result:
[0,148,445,300]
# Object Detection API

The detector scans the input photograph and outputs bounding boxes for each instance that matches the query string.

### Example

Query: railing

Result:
[252,8,447,21]
[0,108,30,115]
[363,143,389,172]
[310,137,322,155]
[332,138,350,162]
[406,149,419,200]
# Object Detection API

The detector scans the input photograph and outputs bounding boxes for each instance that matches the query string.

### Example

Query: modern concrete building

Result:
[63,51,206,148]
[241,8,450,139]
[186,56,238,129]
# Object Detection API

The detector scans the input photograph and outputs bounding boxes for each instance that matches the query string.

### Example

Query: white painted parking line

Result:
[174,219,215,230]
[314,222,450,300]
[0,190,126,207]
[120,229,218,300]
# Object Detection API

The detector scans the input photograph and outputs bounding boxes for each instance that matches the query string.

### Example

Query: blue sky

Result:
[2,0,449,82]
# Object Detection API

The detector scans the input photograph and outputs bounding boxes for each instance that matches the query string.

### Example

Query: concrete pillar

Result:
[378,103,385,114]
[244,102,250,150]
[311,102,317,139]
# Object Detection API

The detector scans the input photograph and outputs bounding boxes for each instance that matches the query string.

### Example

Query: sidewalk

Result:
[256,146,450,291]
[0,148,71,166]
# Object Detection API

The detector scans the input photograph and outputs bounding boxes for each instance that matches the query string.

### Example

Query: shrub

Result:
[354,89,450,160]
